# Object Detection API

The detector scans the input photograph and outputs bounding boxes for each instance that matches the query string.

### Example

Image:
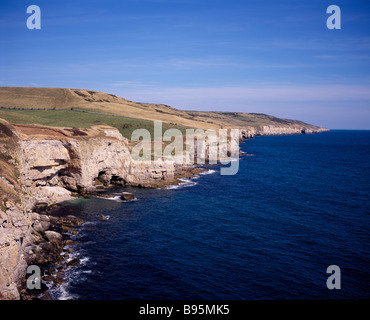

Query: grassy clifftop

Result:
[0,87,325,133]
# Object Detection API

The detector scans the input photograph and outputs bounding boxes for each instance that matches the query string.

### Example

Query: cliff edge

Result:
[0,119,186,299]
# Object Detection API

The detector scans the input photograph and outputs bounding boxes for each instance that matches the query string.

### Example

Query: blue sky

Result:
[1,0,370,129]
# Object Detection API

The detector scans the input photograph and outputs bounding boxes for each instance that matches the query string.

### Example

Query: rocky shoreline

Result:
[19,206,84,300]
[18,165,204,300]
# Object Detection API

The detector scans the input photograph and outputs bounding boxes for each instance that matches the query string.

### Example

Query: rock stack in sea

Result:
[120,192,135,201]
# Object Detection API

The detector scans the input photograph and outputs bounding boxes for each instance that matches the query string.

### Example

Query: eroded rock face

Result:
[1,119,179,300]
[238,125,329,141]
[256,125,328,136]
[0,207,31,300]
[0,120,33,300]
[0,197,33,300]
[18,127,177,194]
[15,128,179,198]
[3,122,177,195]
[0,121,181,298]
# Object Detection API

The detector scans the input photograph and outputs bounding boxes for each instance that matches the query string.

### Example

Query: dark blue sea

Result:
[50,130,370,300]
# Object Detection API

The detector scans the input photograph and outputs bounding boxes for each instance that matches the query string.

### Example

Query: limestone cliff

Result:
[14,122,178,196]
[0,116,328,299]
[0,120,33,299]
[0,119,179,299]
[239,124,329,141]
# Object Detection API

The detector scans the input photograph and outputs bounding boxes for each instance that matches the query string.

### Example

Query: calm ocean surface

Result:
[50,130,370,300]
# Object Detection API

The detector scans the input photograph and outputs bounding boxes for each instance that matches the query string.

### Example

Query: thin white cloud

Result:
[112,81,154,88]
[271,37,370,52]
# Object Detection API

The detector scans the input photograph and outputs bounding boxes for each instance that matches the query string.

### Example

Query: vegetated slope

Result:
[0,108,192,140]
[0,87,324,131]
[0,120,21,211]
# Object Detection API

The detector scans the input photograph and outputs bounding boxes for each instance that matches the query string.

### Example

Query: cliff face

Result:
[15,122,177,196]
[0,120,33,299]
[0,203,31,299]
[0,201,32,299]
[239,124,329,140]
[0,119,178,299]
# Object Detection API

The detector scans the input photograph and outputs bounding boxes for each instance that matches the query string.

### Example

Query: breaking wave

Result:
[96,195,138,202]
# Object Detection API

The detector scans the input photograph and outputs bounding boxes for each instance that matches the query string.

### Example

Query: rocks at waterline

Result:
[20,214,84,300]
[120,192,135,201]
[44,231,63,242]
[67,258,81,267]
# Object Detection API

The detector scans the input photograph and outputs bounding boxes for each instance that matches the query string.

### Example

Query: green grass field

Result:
[0,108,192,139]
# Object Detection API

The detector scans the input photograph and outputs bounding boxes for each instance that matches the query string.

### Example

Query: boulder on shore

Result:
[44,231,63,242]
[120,192,135,201]
[67,258,81,267]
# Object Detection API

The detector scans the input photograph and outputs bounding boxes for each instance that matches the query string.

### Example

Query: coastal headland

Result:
[0,87,328,299]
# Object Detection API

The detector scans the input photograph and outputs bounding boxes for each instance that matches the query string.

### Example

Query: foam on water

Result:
[164,178,198,190]
[48,247,93,300]
[199,169,217,175]
[161,168,217,189]
[96,195,138,203]
[45,218,98,300]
